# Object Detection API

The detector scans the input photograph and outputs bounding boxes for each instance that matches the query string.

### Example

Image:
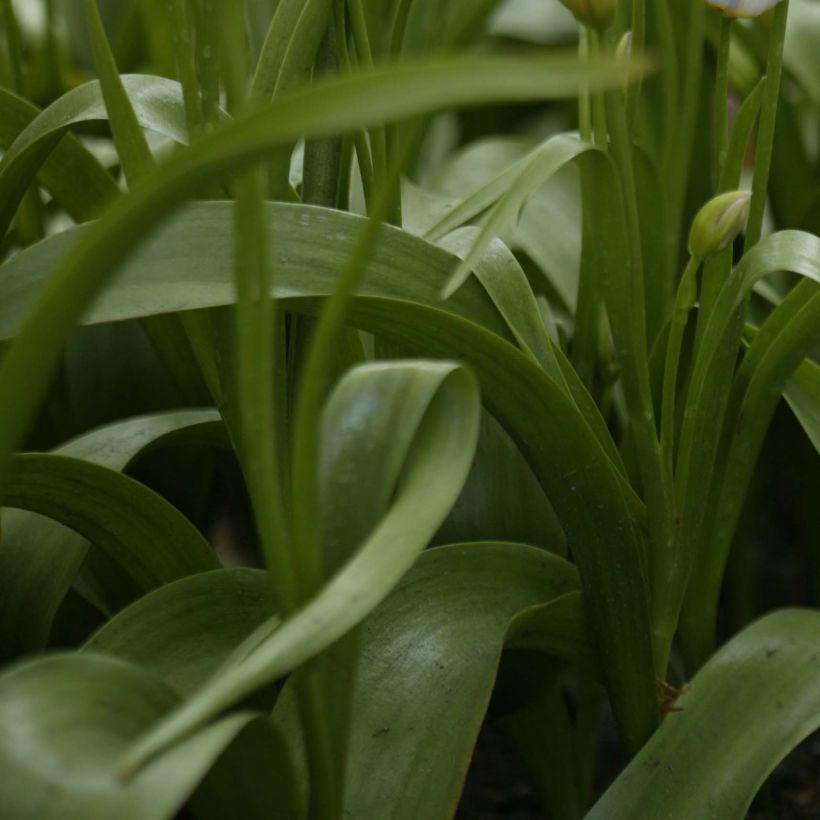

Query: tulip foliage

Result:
[0,0,818,817]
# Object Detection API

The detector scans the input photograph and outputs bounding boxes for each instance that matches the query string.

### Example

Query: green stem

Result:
[334,1,376,212]
[625,0,645,126]
[660,255,701,475]
[1,0,25,93]
[604,70,676,677]
[713,17,732,189]
[588,30,608,148]
[578,28,592,142]
[651,0,678,172]
[389,0,414,57]
[167,0,203,139]
[667,0,705,256]
[744,0,789,252]
[347,0,401,224]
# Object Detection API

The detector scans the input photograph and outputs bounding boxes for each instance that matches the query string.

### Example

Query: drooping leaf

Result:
[340,542,579,820]
[0,75,199,239]
[0,201,654,749]
[0,87,118,225]
[589,609,820,820]
[0,410,223,658]
[5,453,218,591]
[84,568,275,696]
[0,653,300,819]
[784,354,820,455]
[119,360,481,774]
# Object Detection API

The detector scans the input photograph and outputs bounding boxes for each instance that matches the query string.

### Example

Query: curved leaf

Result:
[84,568,275,696]
[0,201,654,749]
[119,360,480,773]
[341,541,579,819]
[0,75,194,239]
[0,87,118,224]
[0,410,223,658]
[785,354,820,455]
[589,609,820,820]
[0,653,299,819]
[5,452,219,590]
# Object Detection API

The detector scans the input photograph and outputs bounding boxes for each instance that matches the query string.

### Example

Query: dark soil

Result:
[457,721,820,819]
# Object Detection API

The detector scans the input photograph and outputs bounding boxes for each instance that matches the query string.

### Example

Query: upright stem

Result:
[713,17,732,189]
[578,28,592,142]
[667,0,705,256]
[605,66,676,677]
[660,255,701,475]
[744,0,789,251]
[625,0,645,126]
[588,30,608,148]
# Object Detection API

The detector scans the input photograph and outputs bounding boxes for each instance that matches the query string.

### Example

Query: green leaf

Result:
[1,201,654,749]
[84,568,275,696]
[676,232,820,664]
[82,0,155,185]
[784,355,820,455]
[435,409,566,554]
[119,360,480,774]
[424,133,588,298]
[0,75,196,239]
[340,542,579,819]
[5,452,219,591]
[589,609,820,820]
[0,87,118,225]
[251,0,333,100]
[0,653,300,819]
[0,410,222,658]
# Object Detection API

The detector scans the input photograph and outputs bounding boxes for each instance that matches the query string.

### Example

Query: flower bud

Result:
[559,0,616,30]
[704,0,782,19]
[688,190,751,259]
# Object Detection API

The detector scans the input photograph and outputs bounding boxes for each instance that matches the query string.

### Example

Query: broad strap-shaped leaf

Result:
[678,234,820,665]
[432,134,588,297]
[0,201,654,749]
[341,542,579,819]
[0,653,300,819]
[0,87,118,224]
[118,360,480,773]
[0,75,196,239]
[0,410,223,658]
[84,568,275,696]
[784,354,820,455]
[589,609,820,820]
[5,452,218,591]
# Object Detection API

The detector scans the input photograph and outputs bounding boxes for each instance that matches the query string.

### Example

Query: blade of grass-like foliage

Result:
[5,453,218,591]
[251,0,332,99]
[670,231,820,662]
[436,227,628,478]
[680,281,820,665]
[0,653,300,819]
[0,75,199,240]
[119,360,480,774]
[84,568,275,696]
[423,134,588,297]
[435,409,567,554]
[0,51,650,478]
[784,355,820,455]
[436,228,563,378]
[0,410,223,658]
[0,510,87,661]
[1,201,655,749]
[334,542,579,819]
[81,0,154,185]
[0,88,118,225]
[589,609,820,820]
